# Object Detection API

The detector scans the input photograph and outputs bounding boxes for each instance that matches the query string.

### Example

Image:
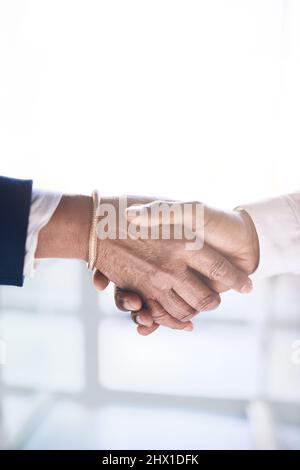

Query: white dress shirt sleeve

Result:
[237,193,300,279]
[23,189,62,277]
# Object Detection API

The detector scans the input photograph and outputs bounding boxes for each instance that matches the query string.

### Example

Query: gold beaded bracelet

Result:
[87,190,99,270]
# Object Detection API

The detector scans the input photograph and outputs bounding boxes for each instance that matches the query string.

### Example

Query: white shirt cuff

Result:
[236,193,300,279]
[23,189,62,277]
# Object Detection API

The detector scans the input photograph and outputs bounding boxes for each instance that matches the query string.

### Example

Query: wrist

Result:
[36,194,92,262]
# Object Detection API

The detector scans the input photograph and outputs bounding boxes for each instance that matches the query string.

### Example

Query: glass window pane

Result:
[0,393,45,450]
[272,275,300,324]
[98,318,260,399]
[0,260,82,314]
[0,312,84,392]
[22,401,253,450]
[266,329,300,402]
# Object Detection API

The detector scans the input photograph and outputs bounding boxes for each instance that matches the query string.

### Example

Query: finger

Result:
[157,289,197,322]
[135,299,194,331]
[187,244,253,294]
[93,270,110,291]
[131,310,154,327]
[114,286,143,312]
[173,269,221,317]
[194,271,229,294]
[137,323,160,336]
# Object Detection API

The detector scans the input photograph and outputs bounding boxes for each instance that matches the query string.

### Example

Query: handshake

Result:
[36,194,259,335]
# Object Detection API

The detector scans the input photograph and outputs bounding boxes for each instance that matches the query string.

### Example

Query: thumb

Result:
[93,270,110,291]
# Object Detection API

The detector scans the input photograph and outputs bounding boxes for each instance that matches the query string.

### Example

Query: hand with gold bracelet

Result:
[36,194,256,333]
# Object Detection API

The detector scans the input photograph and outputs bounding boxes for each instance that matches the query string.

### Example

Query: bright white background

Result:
[0,0,300,450]
[1,0,300,204]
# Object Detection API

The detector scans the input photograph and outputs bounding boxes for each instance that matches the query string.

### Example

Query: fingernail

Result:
[240,279,253,293]
[136,315,149,326]
[123,300,134,311]
[183,324,194,332]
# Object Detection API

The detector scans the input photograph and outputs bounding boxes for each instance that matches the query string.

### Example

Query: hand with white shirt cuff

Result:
[236,194,300,279]
[28,191,300,335]
[109,195,300,334]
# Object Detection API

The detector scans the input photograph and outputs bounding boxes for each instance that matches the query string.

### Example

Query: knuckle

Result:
[148,302,167,321]
[152,311,164,321]
[149,303,179,328]
[180,310,197,321]
[153,309,168,321]
[179,267,192,282]
[163,290,194,319]
[176,305,195,320]
[208,258,227,280]
[195,293,220,312]
[168,299,186,316]
[154,271,173,290]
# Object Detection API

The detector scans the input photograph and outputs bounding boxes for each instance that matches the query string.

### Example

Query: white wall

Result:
[1,1,299,206]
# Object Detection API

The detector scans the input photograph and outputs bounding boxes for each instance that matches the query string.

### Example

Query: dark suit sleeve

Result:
[0,176,33,287]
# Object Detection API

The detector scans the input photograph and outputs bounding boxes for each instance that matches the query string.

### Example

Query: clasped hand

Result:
[92,198,259,335]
